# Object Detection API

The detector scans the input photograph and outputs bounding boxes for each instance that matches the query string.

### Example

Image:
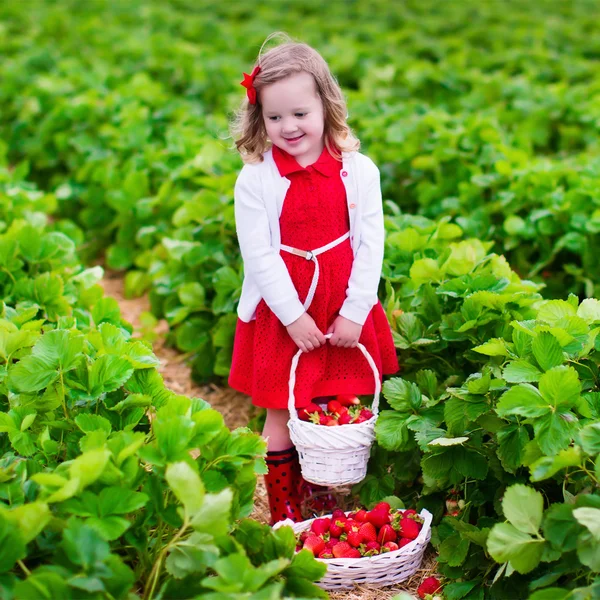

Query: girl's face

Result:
[260,71,325,168]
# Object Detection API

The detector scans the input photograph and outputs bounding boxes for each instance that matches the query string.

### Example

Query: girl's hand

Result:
[326,315,362,348]
[286,313,327,353]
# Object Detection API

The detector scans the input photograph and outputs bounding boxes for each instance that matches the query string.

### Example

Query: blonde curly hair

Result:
[229,32,360,164]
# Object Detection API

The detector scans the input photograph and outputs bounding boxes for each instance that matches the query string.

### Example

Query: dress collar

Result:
[272,143,341,178]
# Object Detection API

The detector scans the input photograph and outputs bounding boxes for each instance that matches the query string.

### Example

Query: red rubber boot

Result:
[264,448,303,525]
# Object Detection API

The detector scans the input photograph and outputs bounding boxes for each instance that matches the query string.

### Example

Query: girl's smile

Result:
[260,71,325,167]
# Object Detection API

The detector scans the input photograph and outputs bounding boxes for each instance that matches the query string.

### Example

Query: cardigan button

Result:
[349,203,356,209]
[341,170,348,177]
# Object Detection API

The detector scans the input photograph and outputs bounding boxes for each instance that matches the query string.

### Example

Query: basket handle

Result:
[287,333,381,422]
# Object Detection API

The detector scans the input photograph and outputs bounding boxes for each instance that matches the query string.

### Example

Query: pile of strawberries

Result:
[297,394,373,426]
[295,502,424,559]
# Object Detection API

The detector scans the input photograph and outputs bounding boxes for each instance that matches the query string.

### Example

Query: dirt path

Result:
[100,271,437,600]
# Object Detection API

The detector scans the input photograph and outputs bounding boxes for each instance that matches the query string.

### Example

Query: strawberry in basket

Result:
[296,503,425,558]
[297,396,374,426]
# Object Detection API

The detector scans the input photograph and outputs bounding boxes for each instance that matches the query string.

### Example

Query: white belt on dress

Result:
[280,231,350,311]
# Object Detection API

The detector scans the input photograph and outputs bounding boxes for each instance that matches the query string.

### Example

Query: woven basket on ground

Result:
[274,508,433,590]
[286,333,381,487]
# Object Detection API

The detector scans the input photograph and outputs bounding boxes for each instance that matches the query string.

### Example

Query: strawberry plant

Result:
[368,213,600,598]
[0,164,326,598]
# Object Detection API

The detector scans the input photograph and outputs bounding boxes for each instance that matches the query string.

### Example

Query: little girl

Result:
[228,33,399,525]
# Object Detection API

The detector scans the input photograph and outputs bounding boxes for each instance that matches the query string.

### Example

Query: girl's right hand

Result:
[286,313,327,353]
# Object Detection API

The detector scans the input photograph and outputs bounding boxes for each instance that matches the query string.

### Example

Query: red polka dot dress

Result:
[228,143,399,409]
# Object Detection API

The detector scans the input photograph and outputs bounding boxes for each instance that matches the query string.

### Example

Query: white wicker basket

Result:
[274,509,433,590]
[287,333,381,486]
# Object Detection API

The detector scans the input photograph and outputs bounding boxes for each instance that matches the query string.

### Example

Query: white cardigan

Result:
[233,147,384,327]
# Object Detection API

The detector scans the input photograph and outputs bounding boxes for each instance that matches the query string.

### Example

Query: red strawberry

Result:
[299,531,310,544]
[298,408,311,421]
[353,415,368,424]
[324,416,339,426]
[298,403,322,420]
[319,414,329,425]
[347,529,362,548]
[327,400,344,414]
[378,524,397,544]
[337,394,360,406]
[359,522,377,544]
[318,548,333,559]
[402,509,418,518]
[332,509,346,520]
[303,535,325,556]
[383,541,399,552]
[332,541,360,558]
[366,508,390,529]
[330,520,344,538]
[400,517,420,540]
[354,509,368,522]
[360,408,374,420]
[343,519,359,533]
[311,518,331,536]
[417,576,442,599]
[326,537,339,549]
[374,501,391,513]
[338,412,352,425]
[363,541,381,556]
[399,537,413,548]
[345,520,362,546]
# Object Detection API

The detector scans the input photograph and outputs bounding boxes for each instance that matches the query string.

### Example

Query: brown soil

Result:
[100,270,439,599]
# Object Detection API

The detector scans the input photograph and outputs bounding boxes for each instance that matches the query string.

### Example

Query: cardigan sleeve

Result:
[339,159,384,326]
[234,165,306,327]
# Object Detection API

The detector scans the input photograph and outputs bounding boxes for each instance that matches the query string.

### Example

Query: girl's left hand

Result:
[326,315,363,348]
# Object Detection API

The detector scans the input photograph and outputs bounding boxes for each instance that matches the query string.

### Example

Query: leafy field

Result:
[1,0,600,598]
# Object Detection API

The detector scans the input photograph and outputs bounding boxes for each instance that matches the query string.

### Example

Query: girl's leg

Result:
[262,408,292,451]
[262,408,302,524]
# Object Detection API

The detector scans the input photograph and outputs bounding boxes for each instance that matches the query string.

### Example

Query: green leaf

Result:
[502,484,543,534]
[0,515,26,572]
[88,354,135,395]
[580,422,600,455]
[577,299,600,324]
[502,360,542,383]
[86,516,131,541]
[61,519,110,570]
[382,378,421,412]
[190,489,233,537]
[97,487,148,516]
[542,504,582,552]
[473,338,509,357]
[533,411,577,455]
[573,507,600,540]
[410,258,442,286]
[178,282,206,308]
[4,502,51,543]
[375,411,410,451]
[166,461,205,518]
[487,522,544,574]
[538,365,581,410]
[166,531,219,578]
[287,548,327,581]
[74,414,112,435]
[532,332,564,371]
[497,424,529,473]
[537,300,576,325]
[529,589,570,600]
[439,532,470,567]
[12,571,69,599]
[530,446,582,481]
[496,384,548,418]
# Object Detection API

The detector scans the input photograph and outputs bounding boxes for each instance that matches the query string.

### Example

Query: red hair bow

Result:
[240,65,261,105]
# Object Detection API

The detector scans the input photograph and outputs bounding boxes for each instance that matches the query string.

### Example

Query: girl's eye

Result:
[267,113,306,121]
